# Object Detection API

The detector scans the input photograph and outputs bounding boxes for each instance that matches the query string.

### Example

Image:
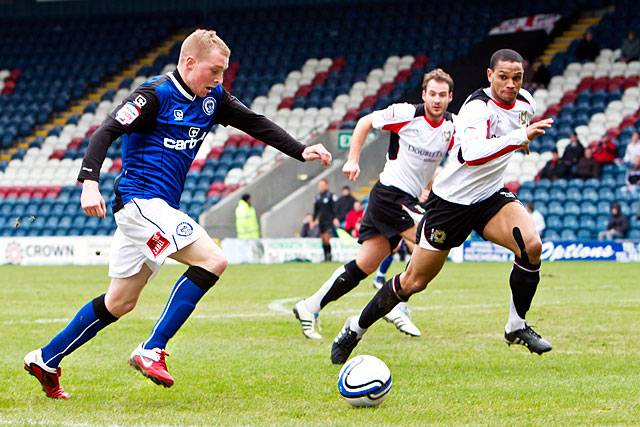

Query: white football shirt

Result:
[371,103,455,198]
[432,87,535,204]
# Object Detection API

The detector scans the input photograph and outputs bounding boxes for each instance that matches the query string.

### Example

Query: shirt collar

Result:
[168,69,196,101]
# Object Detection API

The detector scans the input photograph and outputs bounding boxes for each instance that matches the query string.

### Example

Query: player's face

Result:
[188,48,229,97]
[487,60,523,105]
[421,80,452,121]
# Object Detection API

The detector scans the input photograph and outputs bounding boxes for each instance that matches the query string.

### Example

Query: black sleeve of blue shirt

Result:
[77,86,160,182]
[216,89,307,162]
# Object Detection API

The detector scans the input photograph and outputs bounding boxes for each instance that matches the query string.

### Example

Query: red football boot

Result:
[128,344,174,387]
[24,349,70,400]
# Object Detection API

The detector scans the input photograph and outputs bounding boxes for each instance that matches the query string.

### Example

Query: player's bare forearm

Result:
[347,114,373,162]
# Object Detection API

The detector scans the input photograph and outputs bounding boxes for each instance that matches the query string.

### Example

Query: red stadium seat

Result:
[189,159,205,172]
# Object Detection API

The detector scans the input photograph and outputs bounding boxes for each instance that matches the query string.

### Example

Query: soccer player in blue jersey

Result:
[23,29,331,399]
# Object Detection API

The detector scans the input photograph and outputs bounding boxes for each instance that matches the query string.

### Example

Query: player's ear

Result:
[487,68,493,83]
[421,89,427,102]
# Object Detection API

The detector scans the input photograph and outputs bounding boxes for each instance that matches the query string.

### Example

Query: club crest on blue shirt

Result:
[188,127,200,138]
[176,222,194,237]
[203,97,216,115]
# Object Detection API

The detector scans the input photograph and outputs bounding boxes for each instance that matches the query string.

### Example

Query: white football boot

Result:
[293,300,322,340]
[384,302,421,337]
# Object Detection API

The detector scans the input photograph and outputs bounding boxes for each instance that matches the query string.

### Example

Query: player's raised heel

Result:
[293,300,322,340]
[129,344,175,387]
[331,317,362,365]
[23,349,70,400]
[504,324,552,355]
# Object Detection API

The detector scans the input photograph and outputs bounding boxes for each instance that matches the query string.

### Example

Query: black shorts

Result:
[318,220,335,235]
[417,188,520,250]
[358,181,424,249]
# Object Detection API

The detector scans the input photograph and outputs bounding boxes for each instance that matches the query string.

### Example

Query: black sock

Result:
[319,260,368,309]
[322,243,332,261]
[510,257,541,318]
[359,275,407,329]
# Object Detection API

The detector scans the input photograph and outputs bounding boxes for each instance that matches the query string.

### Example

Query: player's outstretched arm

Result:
[342,114,373,181]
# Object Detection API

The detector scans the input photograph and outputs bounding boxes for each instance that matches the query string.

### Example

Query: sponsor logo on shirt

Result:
[174,109,184,121]
[146,232,170,257]
[406,144,445,160]
[163,128,205,151]
[203,97,216,115]
[114,102,140,126]
[176,222,194,237]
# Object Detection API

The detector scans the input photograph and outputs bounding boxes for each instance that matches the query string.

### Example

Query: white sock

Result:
[350,315,366,338]
[505,295,526,333]
[304,265,346,313]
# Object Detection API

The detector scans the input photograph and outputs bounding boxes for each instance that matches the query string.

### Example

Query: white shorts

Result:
[108,198,206,279]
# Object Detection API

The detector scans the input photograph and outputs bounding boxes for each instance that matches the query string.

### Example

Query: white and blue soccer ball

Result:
[337,355,392,407]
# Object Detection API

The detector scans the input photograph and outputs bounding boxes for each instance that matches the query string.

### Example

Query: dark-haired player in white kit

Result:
[332,49,555,364]
[293,69,455,339]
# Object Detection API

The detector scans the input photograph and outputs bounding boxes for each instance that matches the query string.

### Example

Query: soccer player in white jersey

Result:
[293,69,455,339]
[331,49,555,364]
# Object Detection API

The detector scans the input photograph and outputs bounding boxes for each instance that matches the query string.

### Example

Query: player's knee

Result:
[200,254,228,276]
[105,294,138,317]
[525,235,542,263]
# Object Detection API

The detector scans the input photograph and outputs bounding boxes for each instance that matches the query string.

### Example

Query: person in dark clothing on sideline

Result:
[334,185,356,225]
[313,178,338,261]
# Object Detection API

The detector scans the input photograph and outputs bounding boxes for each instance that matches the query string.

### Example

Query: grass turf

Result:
[1,262,638,426]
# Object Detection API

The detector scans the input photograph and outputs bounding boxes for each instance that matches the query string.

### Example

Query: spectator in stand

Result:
[575,148,600,179]
[625,155,640,192]
[619,30,640,63]
[300,213,320,238]
[530,59,551,90]
[561,133,584,176]
[575,31,601,62]
[539,149,566,180]
[525,202,545,237]
[623,131,640,164]
[334,185,356,226]
[591,138,618,165]
[598,202,629,240]
[344,200,364,237]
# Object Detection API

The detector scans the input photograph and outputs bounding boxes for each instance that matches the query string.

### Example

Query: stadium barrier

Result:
[0,237,638,265]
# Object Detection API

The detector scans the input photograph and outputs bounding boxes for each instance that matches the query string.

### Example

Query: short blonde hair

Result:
[179,29,231,65]
[421,68,454,93]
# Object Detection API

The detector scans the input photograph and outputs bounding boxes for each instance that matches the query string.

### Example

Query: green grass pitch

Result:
[1,262,638,426]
